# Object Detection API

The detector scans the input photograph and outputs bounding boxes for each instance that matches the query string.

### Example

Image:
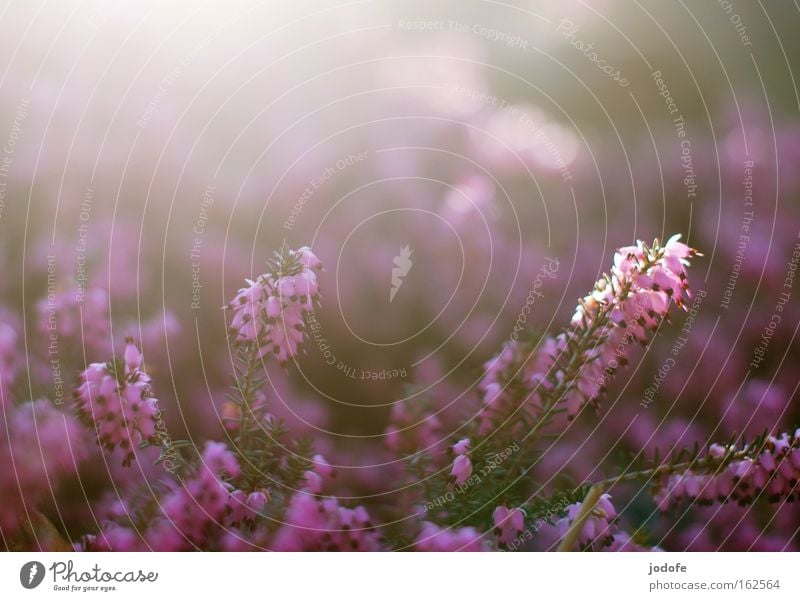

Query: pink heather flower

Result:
[0,315,18,406]
[452,438,471,455]
[556,494,618,550]
[301,453,336,494]
[84,441,248,551]
[270,493,382,551]
[384,400,442,454]
[479,235,699,422]
[74,338,162,466]
[415,522,490,551]
[227,246,322,365]
[451,454,473,485]
[654,430,800,511]
[493,506,526,546]
[1,400,88,537]
[37,287,109,354]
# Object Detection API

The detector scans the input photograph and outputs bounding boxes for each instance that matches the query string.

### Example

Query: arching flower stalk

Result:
[480,235,700,435]
[412,236,701,550]
[224,245,322,489]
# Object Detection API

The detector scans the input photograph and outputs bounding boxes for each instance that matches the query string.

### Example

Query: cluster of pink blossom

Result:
[654,430,800,510]
[478,336,557,433]
[82,441,256,551]
[493,505,526,546]
[73,338,162,466]
[227,246,322,365]
[450,438,472,485]
[36,287,109,354]
[1,400,88,537]
[301,453,336,494]
[270,450,382,551]
[414,521,490,551]
[271,493,383,551]
[479,235,699,422]
[385,399,442,455]
[555,494,618,551]
[0,313,18,405]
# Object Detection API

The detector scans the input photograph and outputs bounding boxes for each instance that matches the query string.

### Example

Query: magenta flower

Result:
[414,522,490,551]
[1,400,88,537]
[654,430,800,510]
[493,505,526,546]
[479,235,700,423]
[271,493,382,551]
[74,338,161,466]
[451,454,473,485]
[556,494,618,550]
[227,246,322,365]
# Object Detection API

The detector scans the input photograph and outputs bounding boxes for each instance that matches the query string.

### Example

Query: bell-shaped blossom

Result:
[74,338,161,466]
[479,235,699,423]
[227,247,322,365]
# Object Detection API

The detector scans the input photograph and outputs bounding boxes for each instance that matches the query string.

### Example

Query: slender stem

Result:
[235,341,261,466]
[593,448,754,489]
[503,306,614,482]
[556,484,605,551]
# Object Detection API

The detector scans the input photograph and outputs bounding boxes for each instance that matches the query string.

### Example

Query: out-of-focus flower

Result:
[0,400,88,537]
[654,430,800,511]
[452,438,471,456]
[414,521,490,551]
[493,505,526,546]
[37,287,109,354]
[451,454,473,485]
[556,494,618,550]
[385,399,442,455]
[0,314,18,406]
[270,493,382,551]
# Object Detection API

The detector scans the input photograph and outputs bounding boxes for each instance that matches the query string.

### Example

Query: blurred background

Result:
[1,0,799,550]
